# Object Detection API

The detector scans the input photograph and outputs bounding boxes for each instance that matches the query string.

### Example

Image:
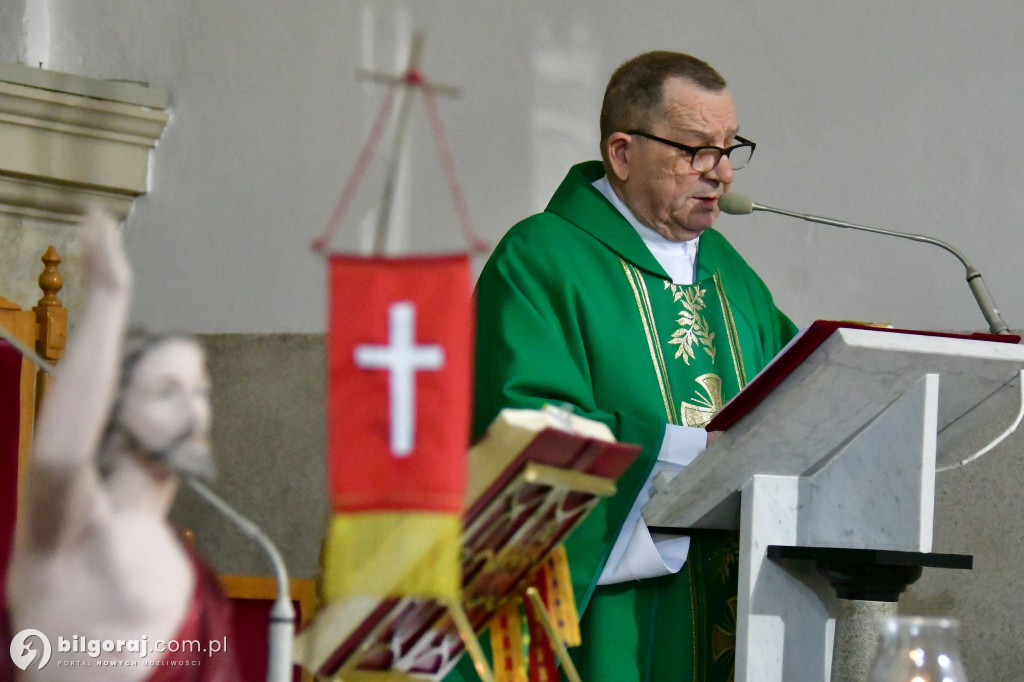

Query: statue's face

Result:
[118,338,213,478]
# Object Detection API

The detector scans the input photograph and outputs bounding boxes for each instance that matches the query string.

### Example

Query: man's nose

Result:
[706,155,734,184]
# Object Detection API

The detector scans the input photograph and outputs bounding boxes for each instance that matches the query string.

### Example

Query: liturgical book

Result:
[295,406,641,680]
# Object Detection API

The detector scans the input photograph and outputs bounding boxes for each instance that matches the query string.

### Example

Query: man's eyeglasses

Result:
[626,130,756,172]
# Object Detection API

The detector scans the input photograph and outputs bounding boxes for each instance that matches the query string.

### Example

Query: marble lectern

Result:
[643,324,1024,682]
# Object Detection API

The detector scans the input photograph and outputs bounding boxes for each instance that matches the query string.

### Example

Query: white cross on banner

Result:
[354,301,445,456]
[326,253,470,515]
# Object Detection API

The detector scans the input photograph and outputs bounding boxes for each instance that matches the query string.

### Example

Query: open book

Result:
[295,406,641,680]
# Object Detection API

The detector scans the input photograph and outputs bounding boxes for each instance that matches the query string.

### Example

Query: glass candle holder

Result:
[868,616,967,682]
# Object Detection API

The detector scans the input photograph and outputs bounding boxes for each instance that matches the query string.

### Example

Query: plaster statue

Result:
[4,207,238,680]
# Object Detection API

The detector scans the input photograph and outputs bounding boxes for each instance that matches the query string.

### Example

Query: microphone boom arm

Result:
[750,201,1012,335]
[187,477,295,682]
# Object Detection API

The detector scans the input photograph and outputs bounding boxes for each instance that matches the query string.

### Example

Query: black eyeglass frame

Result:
[625,130,756,171]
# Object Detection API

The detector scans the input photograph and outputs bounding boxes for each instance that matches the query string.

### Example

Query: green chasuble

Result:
[453,161,797,682]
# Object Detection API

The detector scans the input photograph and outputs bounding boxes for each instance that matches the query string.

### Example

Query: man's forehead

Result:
[658,82,738,140]
[659,107,741,140]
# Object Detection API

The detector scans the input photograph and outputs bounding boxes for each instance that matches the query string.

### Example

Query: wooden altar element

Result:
[0,246,66,516]
[0,246,66,601]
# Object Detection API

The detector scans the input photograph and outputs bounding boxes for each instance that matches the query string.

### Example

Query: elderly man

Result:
[471,52,797,681]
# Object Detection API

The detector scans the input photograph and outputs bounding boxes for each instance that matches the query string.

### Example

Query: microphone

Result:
[719,193,1012,335]
[186,478,295,682]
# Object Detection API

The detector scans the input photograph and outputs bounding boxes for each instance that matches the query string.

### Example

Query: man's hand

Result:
[79,204,132,292]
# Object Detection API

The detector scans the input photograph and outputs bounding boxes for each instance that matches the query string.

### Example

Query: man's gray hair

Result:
[599,51,727,168]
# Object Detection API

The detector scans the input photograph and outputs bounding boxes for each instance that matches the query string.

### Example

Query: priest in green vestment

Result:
[454,51,798,682]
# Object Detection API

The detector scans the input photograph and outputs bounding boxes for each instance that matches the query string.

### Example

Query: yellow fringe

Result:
[322,511,461,601]
[489,598,528,682]
[485,545,582,682]
[523,588,557,682]
[543,545,581,647]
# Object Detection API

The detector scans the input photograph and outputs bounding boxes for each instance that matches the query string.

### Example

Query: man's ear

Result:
[605,132,633,182]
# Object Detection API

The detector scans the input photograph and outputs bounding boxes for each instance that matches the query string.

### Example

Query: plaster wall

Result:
[0,0,24,64]
[17,0,1024,336]
[169,335,328,581]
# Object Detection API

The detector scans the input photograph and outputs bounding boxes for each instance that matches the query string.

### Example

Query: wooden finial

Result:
[34,246,66,366]
[36,246,63,309]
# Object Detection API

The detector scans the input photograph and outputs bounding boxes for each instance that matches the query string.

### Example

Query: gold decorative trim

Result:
[713,272,748,389]
[619,259,679,424]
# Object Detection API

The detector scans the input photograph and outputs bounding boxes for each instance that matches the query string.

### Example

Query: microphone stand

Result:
[187,477,295,682]
[746,200,1012,335]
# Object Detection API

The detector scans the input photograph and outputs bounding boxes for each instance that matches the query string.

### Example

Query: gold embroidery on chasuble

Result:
[621,262,744,429]
[665,281,717,365]
[713,532,740,585]
[712,596,738,674]
[681,373,723,428]
[662,281,726,427]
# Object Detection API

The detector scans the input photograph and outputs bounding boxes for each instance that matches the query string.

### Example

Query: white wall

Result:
[0,1,23,63]
[19,0,1023,335]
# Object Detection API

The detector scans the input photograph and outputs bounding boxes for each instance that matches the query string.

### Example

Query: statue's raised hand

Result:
[79,204,132,292]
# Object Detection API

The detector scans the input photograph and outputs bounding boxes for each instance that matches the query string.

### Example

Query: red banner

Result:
[327,254,472,513]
